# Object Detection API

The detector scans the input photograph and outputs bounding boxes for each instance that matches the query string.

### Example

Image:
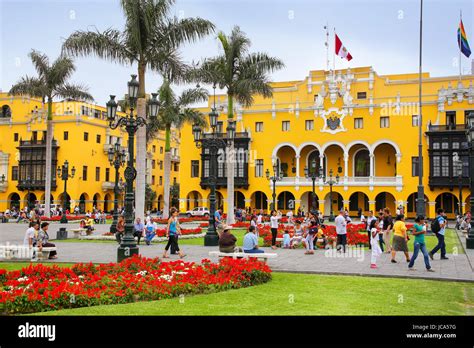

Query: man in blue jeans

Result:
[408,216,434,272]
[243,226,264,254]
[429,208,449,260]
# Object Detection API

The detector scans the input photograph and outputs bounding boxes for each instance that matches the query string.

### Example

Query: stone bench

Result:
[0,245,57,261]
[71,228,87,238]
[209,251,277,263]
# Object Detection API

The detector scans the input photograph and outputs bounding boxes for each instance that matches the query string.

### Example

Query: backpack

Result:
[431,218,441,234]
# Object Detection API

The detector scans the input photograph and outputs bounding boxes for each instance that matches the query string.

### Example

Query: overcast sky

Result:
[1,0,473,106]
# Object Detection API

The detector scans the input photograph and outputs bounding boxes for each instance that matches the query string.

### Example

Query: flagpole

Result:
[325,23,329,72]
[333,27,336,74]
[416,0,425,218]
[460,10,462,81]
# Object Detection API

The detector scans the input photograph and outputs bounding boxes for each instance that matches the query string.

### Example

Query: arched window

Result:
[354,149,370,177]
[1,105,12,118]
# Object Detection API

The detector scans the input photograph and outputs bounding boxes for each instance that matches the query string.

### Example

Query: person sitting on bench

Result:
[218,224,242,253]
[243,226,264,254]
[38,222,57,259]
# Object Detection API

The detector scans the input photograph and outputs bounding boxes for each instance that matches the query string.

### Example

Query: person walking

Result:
[429,208,449,260]
[162,207,186,259]
[335,209,347,253]
[382,208,394,253]
[408,216,434,272]
[377,213,385,252]
[270,210,282,250]
[390,214,410,263]
[369,219,382,269]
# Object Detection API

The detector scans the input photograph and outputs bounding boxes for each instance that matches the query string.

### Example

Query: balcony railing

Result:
[274,176,402,187]
[17,179,57,191]
[201,131,250,140]
[428,124,467,132]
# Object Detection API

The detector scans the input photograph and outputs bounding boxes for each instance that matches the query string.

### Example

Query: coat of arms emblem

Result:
[326,114,341,130]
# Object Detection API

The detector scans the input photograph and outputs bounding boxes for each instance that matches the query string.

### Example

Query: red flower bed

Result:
[231,221,250,228]
[0,255,271,314]
[152,216,208,224]
[259,223,369,247]
[40,215,112,222]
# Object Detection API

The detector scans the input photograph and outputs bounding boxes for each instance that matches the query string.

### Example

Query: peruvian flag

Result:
[335,34,353,61]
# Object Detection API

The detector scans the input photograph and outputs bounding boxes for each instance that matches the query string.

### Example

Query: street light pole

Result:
[192,85,235,246]
[304,158,319,213]
[107,75,159,262]
[108,142,126,235]
[416,0,426,218]
[57,160,75,224]
[266,163,282,211]
[323,168,340,222]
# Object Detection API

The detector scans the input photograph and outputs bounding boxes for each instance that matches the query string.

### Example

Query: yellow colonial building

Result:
[179,66,472,219]
[0,93,180,213]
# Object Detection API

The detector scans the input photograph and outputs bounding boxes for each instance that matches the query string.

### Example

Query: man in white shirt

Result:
[335,209,347,253]
[24,221,40,260]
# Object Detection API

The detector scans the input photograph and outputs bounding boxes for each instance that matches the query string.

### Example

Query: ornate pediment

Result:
[437,81,474,112]
[314,70,355,116]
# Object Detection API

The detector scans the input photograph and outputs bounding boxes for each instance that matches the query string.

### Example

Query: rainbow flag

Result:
[458,19,471,58]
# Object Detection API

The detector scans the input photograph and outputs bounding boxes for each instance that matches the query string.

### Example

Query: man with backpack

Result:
[429,208,449,260]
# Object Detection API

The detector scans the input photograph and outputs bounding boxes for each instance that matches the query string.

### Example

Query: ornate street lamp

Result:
[0,174,5,183]
[453,153,463,216]
[107,75,159,262]
[57,160,76,223]
[192,85,234,246]
[304,158,320,213]
[108,141,127,237]
[322,168,340,222]
[465,112,474,249]
[266,162,283,211]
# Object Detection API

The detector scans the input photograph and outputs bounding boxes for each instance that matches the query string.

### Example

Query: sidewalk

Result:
[47,241,474,282]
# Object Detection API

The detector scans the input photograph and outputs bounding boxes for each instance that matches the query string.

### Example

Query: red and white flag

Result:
[335,34,353,61]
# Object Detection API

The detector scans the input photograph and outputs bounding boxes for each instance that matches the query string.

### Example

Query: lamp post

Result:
[265,162,282,211]
[453,153,463,216]
[106,75,159,261]
[108,141,127,235]
[26,174,32,212]
[192,85,235,246]
[0,174,4,183]
[322,168,340,222]
[465,112,474,249]
[304,158,320,213]
[57,160,76,224]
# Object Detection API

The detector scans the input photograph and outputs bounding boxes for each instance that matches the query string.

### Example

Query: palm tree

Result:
[154,80,208,218]
[62,0,215,221]
[191,26,284,223]
[9,50,94,218]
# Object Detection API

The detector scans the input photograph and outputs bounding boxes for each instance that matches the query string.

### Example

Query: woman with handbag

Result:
[162,207,186,259]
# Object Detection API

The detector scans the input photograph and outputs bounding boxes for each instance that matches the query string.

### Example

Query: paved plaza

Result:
[1,222,473,282]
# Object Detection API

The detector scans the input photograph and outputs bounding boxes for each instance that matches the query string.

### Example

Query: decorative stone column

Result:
[428,201,437,220]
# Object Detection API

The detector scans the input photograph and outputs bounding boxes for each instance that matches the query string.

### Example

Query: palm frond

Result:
[161,17,215,48]
[178,88,208,107]
[29,50,50,78]
[49,56,76,89]
[9,76,47,98]
[62,28,133,64]
[54,83,94,102]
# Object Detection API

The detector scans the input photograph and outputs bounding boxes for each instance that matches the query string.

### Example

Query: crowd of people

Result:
[14,197,460,271]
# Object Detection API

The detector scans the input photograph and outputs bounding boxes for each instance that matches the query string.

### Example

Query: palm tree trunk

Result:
[162,125,172,219]
[135,61,147,221]
[226,95,235,224]
[44,99,53,218]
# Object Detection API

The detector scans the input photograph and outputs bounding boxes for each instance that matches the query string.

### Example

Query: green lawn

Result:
[0,262,77,271]
[27,272,473,316]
